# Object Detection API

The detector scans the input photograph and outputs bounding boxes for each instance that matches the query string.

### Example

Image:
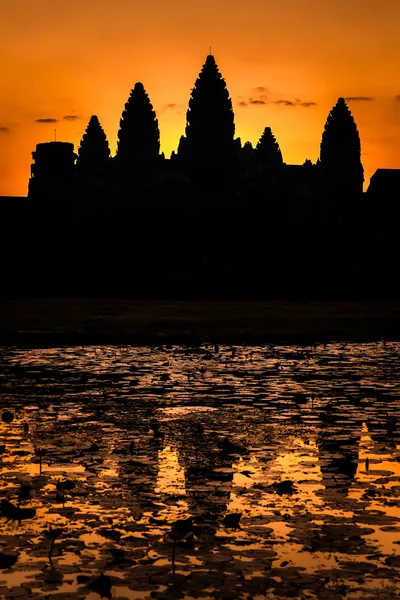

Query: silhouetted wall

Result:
[4,57,399,298]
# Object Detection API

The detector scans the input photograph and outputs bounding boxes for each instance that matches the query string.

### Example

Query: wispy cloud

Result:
[36,118,58,123]
[344,96,374,102]
[0,126,9,132]
[237,84,318,109]
[163,103,185,111]
[237,86,269,108]
[273,99,317,108]
[63,114,80,121]
[157,103,185,115]
[273,100,293,106]
[238,89,316,108]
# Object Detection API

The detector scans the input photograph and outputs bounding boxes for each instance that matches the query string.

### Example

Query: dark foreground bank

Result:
[1,298,400,345]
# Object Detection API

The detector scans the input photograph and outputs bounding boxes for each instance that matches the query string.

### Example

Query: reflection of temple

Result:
[171,426,236,527]
[118,436,162,518]
[367,414,400,449]
[115,405,398,527]
[116,414,238,525]
[155,444,186,496]
[316,412,362,503]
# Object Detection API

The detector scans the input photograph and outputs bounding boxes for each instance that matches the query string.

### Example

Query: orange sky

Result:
[1,0,400,196]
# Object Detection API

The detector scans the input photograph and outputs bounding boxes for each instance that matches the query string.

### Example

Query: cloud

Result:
[35,118,58,123]
[238,89,315,108]
[163,103,185,111]
[274,100,295,106]
[237,86,268,108]
[0,126,9,132]
[273,99,316,108]
[157,102,185,115]
[395,95,400,102]
[344,96,374,102]
[63,114,80,121]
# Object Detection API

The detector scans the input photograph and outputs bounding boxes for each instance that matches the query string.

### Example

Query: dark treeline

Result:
[2,55,399,299]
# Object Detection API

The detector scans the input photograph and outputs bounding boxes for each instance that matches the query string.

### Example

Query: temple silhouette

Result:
[2,54,399,297]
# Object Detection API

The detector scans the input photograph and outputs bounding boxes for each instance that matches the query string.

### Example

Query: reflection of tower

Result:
[155,444,186,497]
[367,414,400,449]
[170,424,236,527]
[317,411,362,502]
[118,436,161,518]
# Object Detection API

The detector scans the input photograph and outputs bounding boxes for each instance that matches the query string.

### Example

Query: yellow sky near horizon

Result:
[1,0,400,196]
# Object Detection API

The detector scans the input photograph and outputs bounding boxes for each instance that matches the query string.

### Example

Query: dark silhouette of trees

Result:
[116,82,160,171]
[320,97,364,195]
[76,116,110,178]
[256,127,283,168]
[183,54,236,168]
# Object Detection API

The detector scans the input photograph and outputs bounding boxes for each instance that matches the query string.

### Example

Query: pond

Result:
[0,343,400,599]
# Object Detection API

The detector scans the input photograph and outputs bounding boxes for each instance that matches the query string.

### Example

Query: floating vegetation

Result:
[0,342,400,599]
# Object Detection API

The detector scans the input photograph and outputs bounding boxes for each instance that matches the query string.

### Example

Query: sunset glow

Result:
[1,0,400,195]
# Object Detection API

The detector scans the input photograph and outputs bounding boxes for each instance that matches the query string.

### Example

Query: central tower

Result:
[183,54,236,168]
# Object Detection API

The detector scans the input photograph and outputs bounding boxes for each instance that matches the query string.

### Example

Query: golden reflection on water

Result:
[1,343,400,599]
[155,445,186,496]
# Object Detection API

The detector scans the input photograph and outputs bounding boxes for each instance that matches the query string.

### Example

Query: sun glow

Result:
[1,0,400,195]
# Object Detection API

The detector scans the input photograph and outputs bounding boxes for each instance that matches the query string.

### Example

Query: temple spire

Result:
[256,127,283,168]
[76,115,110,178]
[182,54,236,166]
[116,82,160,171]
[320,97,364,194]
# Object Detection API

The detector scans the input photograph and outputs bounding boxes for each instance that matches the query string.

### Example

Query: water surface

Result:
[1,343,400,599]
